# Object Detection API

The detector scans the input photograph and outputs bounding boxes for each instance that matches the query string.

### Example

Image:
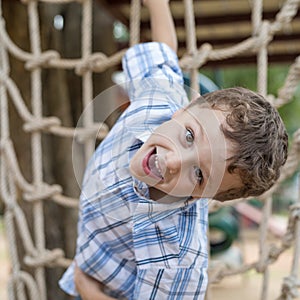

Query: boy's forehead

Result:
[184,105,224,131]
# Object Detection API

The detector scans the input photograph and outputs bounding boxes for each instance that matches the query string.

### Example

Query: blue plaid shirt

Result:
[59,42,208,299]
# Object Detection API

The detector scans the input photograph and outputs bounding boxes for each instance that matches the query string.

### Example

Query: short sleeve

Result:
[122,43,188,107]
[122,42,183,85]
[120,43,189,142]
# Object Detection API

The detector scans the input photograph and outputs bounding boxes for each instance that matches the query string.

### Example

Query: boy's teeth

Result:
[148,153,163,179]
[155,156,162,176]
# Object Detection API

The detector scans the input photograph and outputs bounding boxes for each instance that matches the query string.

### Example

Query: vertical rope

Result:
[81,0,94,162]
[278,174,300,299]
[27,1,46,299]
[183,0,199,94]
[291,174,300,280]
[129,0,141,46]
[5,210,27,300]
[258,195,272,300]
[252,0,271,298]
[252,0,263,35]
[257,21,269,97]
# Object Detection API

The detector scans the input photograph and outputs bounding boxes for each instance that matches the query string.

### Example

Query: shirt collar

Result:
[132,177,198,232]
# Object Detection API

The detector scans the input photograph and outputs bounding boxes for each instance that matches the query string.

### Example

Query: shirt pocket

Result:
[133,267,208,300]
[132,214,181,269]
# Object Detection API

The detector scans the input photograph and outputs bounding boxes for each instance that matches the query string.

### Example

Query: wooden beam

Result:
[116,0,284,20]
[202,53,299,67]
[96,0,129,24]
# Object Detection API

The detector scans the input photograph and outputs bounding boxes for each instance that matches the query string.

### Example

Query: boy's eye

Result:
[194,167,203,184]
[185,128,194,144]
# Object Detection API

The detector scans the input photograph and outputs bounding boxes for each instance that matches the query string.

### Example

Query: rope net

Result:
[0,0,300,299]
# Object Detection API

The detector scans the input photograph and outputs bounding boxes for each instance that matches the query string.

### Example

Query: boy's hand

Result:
[74,265,116,300]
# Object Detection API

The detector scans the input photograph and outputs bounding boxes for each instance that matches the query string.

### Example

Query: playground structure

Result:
[0,0,300,299]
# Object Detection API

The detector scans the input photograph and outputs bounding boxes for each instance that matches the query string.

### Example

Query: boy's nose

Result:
[165,152,181,175]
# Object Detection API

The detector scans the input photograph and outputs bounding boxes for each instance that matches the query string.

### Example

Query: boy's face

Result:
[129,104,242,201]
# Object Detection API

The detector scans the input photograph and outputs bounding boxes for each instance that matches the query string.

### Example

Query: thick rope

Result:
[0,0,299,299]
[183,0,199,93]
[278,185,300,299]
[254,0,271,297]
[27,2,47,298]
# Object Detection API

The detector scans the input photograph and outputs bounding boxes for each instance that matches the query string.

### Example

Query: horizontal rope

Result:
[24,248,66,268]
[23,183,62,202]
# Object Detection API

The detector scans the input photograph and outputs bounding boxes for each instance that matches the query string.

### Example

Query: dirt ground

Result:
[0,218,297,300]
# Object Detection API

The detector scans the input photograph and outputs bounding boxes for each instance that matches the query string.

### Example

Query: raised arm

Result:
[143,0,177,52]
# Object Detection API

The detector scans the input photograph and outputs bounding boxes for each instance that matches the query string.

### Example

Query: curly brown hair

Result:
[190,87,288,201]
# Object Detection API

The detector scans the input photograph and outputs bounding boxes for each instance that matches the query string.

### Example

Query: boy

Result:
[59,0,288,299]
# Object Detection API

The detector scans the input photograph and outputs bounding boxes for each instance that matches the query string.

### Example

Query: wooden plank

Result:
[116,0,284,20]
[96,0,129,25]
[140,18,300,44]
[197,53,299,67]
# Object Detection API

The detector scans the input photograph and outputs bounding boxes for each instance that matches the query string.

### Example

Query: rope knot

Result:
[268,244,281,261]
[75,52,107,75]
[195,43,212,68]
[24,248,65,268]
[25,50,60,70]
[23,116,61,132]
[280,276,300,299]
[282,202,300,247]
[254,21,273,51]
[180,43,212,70]
[255,260,267,273]
[90,52,111,73]
[289,203,300,220]
[75,122,109,143]
[24,183,62,202]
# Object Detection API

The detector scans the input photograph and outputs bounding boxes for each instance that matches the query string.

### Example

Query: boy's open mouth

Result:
[142,147,163,180]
